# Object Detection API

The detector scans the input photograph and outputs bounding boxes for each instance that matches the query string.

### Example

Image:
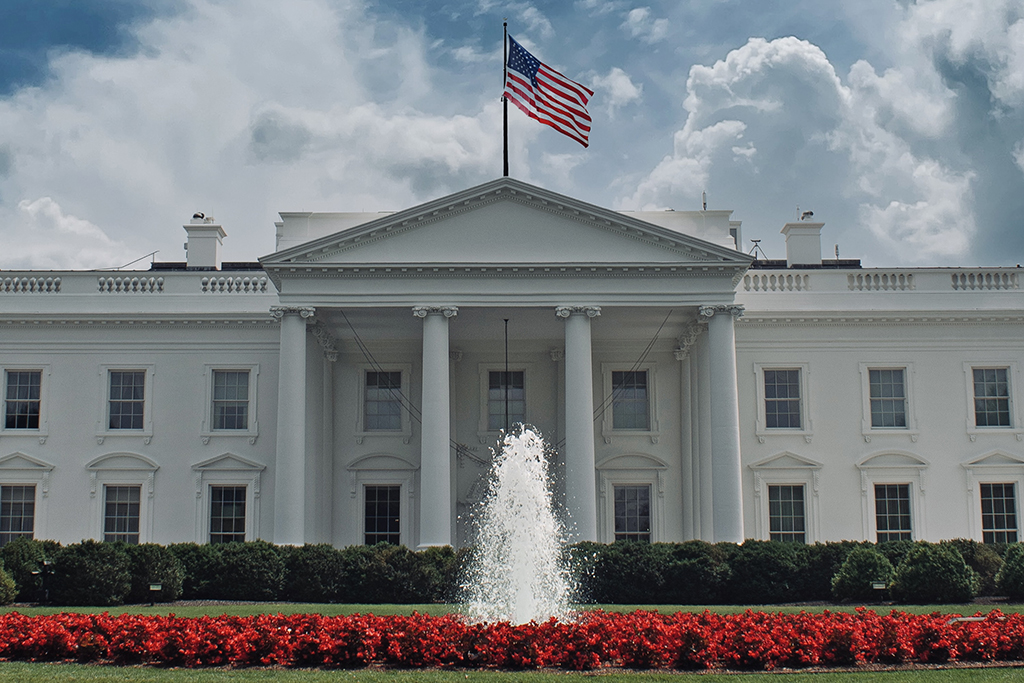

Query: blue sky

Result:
[1,0,1022,269]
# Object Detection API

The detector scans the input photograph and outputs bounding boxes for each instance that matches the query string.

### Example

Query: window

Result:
[364,485,400,545]
[768,485,805,543]
[4,371,41,430]
[210,485,247,543]
[611,371,649,430]
[764,369,802,429]
[103,485,141,543]
[613,484,651,541]
[212,371,249,430]
[108,371,146,430]
[980,483,1018,543]
[869,369,907,428]
[364,371,403,431]
[488,370,525,431]
[974,368,1011,427]
[0,485,35,546]
[875,484,912,542]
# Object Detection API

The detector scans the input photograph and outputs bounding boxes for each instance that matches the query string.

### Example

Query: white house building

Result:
[2,177,1022,549]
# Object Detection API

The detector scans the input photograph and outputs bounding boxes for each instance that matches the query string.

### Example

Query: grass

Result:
[2,602,1023,618]
[0,663,1023,682]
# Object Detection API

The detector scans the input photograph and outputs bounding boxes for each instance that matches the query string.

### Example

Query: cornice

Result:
[0,315,278,329]
[264,263,747,281]
[739,313,1024,328]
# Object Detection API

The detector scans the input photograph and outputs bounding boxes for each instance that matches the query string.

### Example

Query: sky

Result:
[1,0,1023,269]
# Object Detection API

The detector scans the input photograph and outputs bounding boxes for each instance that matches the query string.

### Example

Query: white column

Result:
[675,320,704,540]
[699,304,745,543]
[270,305,314,545]
[414,305,457,547]
[556,305,600,542]
[696,333,713,540]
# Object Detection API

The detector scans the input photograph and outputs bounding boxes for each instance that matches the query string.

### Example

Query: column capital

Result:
[555,305,601,319]
[698,304,744,321]
[412,305,458,319]
[270,305,315,321]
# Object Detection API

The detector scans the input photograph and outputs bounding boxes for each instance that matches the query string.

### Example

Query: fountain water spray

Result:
[464,427,574,624]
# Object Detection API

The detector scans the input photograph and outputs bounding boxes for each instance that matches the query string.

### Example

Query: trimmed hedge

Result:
[831,547,894,601]
[2,537,1016,605]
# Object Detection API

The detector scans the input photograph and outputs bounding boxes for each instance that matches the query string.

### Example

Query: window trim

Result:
[0,483,37,546]
[962,451,1024,543]
[201,365,260,443]
[97,365,155,441]
[363,483,403,545]
[477,363,533,440]
[754,363,812,440]
[596,453,667,543]
[354,364,413,442]
[600,362,660,444]
[347,454,415,547]
[750,451,822,543]
[856,451,928,542]
[86,452,158,543]
[102,484,143,544]
[859,363,918,440]
[964,363,1021,437]
[1,366,50,439]
[0,452,52,541]
[191,453,264,543]
[612,483,653,542]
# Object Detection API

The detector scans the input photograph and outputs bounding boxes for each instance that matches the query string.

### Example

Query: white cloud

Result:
[475,1,554,39]
[590,67,642,113]
[621,7,669,44]
[9,197,132,269]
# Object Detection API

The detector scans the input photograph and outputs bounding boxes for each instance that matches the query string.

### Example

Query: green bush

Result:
[125,544,184,603]
[831,547,894,602]
[723,540,803,605]
[659,541,729,604]
[579,541,668,604]
[50,540,132,606]
[414,545,460,603]
[0,537,59,602]
[282,544,346,603]
[799,541,867,600]
[336,544,451,604]
[995,543,1024,600]
[167,543,220,599]
[876,539,916,568]
[210,541,285,601]
[0,567,16,605]
[890,542,978,604]
[944,539,1003,596]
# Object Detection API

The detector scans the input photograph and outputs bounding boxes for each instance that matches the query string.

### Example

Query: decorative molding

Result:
[310,320,339,362]
[412,306,458,318]
[549,348,564,362]
[269,305,315,321]
[698,304,744,321]
[449,349,463,362]
[555,305,601,318]
[674,319,706,360]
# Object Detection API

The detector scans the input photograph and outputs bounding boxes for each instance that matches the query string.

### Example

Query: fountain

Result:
[463,426,574,624]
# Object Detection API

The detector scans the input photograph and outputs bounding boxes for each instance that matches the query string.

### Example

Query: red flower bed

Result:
[1,609,1022,670]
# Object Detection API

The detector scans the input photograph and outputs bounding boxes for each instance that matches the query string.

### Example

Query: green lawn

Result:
[2,602,1023,618]
[0,662,1022,682]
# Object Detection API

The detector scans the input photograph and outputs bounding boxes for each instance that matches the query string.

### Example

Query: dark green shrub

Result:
[659,541,729,604]
[211,541,285,601]
[944,539,1003,596]
[724,540,802,605]
[798,541,867,600]
[0,537,59,601]
[336,544,450,604]
[414,545,460,603]
[581,541,668,604]
[167,543,220,599]
[831,547,894,602]
[282,544,346,603]
[0,567,16,605]
[876,539,915,568]
[50,540,131,606]
[890,542,978,604]
[995,543,1024,599]
[125,544,184,603]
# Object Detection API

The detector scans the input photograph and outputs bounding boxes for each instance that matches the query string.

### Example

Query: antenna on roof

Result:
[701,190,707,211]
[749,239,767,260]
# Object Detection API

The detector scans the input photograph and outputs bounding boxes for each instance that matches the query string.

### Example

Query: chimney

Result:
[781,221,824,266]
[183,215,226,270]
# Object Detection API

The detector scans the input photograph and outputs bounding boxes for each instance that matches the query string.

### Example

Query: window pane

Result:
[488,371,525,431]
[0,485,35,547]
[109,371,145,430]
[869,368,907,428]
[613,484,651,541]
[210,486,247,543]
[764,369,802,429]
[874,484,912,542]
[364,485,401,544]
[103,485,141,543]
[611,371,649,430]
[212,371,249,430]
[981,483,1018,544]
[365,371,403,431]
[4,371,41,430]
[768,485,806,543]
[974,368,1011,427]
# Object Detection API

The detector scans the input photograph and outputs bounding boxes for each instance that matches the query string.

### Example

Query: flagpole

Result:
[502,21,509,177]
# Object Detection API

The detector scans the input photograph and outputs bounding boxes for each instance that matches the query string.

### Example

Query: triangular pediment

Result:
[964,451,1024,468]
[192,453,266,472]
[0,452,55,471]
[261,178,752,273]
[750,452,823,470]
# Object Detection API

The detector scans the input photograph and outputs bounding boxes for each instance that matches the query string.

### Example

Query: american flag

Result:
[504,36,594,148]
